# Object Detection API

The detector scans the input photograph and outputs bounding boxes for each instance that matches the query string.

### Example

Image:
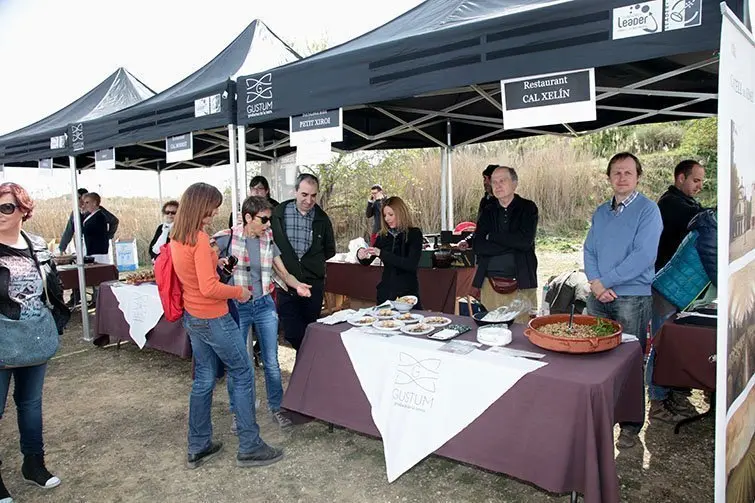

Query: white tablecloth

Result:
[340,329,547,482]
[110,283,164,349]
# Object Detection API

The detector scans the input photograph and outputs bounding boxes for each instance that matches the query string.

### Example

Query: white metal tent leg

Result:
[68,155,91,340]
[238,126,247,198]
[157,168,163,217]
[440,147,448,232]
[228,124,239,226]
[446,120,454,230]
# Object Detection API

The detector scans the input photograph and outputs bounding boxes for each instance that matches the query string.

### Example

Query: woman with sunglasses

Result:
[213,196,311,433]
[170,184,283,469]
[0,183,70,503]
[148,200,179,262]
[357,196,423,309]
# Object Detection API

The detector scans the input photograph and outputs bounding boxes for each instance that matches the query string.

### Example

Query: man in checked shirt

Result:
[271,173,336,351]
[583,152,663,450]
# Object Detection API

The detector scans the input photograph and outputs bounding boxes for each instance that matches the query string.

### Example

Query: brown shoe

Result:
[668,392,697,417]
[616,428,638,449]
[649,400,685,423]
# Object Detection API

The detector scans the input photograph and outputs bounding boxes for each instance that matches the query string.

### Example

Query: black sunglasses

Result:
[256,215,271,224]
[0,203,18,215]
[164,210,177,215]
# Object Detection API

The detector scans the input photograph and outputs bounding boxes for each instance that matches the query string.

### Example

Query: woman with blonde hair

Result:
[357,196,423,308]
[169,183,282,469]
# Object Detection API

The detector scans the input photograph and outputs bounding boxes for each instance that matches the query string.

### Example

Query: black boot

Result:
[0,460,13,503]
[21,454,60,489]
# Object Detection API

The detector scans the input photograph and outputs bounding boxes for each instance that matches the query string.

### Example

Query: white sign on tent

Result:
[715,6,755,502]
[500,68,596,130]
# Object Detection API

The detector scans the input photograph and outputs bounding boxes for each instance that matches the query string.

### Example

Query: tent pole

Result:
[156,164,164,217]
[68,155,91,341]
[440,147,448,232]
[238,126,248,198]
[228,124,239,226]
[446,120,454,231]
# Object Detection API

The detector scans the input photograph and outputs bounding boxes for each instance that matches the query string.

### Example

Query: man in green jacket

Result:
[271,173,336,351]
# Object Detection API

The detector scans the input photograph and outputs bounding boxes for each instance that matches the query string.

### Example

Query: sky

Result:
[0,0,422,197]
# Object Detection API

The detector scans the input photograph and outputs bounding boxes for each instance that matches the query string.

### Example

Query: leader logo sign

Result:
[613,1,663,40]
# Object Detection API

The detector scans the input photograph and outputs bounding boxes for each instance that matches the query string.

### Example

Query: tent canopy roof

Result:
[236,0,743,152]
[69,19,300,170]
[0,68,153,166]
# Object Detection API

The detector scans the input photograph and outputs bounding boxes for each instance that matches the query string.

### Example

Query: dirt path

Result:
[0,250,714,502]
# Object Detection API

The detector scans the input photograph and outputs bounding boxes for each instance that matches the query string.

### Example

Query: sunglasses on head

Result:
[0,203,18,215]
[256,215,271,224]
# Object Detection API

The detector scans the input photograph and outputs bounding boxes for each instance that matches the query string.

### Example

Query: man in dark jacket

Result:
[228,176,279,227]
[472,166,538,323]
[58,188,119,253]
[655,160,706,271]
[457,164,497,251]
[365,184,385,246]
[271,173,336,351]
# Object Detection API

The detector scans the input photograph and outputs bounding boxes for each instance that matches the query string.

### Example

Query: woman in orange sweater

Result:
[170,183,283,469]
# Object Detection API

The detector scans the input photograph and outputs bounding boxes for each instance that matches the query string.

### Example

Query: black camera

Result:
[223,255,238,274]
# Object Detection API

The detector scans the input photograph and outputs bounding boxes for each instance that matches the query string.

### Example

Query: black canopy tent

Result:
[70,20,299,174]
[0,67,154,340]
[0,67,154,168]
[236,0,744,229]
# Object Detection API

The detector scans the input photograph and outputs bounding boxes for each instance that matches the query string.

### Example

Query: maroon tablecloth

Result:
[283,314,644,503]
[58,263,119,290]
[325,262,475,313]
[652,319,716,391]
[93,282,191,359]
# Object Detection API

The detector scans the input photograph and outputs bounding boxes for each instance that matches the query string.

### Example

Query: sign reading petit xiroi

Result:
[290,109,341,133]
[504,70,591,111]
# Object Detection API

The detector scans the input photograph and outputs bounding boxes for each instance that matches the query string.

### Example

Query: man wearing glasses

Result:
[270,173,336,351]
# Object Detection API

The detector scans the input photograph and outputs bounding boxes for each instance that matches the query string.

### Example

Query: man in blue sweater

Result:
[584,152,662,449]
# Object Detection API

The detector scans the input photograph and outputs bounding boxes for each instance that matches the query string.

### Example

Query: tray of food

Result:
[372,308,399,320]
[372,319,405,331]
[124,270,157,285]
[400,323,434,336]
[423,316,452,328]
[525,314,622,354]
[348,315,378,327]
[395,312,424,324]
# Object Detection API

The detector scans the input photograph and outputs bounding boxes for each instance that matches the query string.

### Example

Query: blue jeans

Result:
[587,294,651,432]
[228,295,283,412]
[0,363,47,455]
[183,312,263,455]
[646,291,678,401]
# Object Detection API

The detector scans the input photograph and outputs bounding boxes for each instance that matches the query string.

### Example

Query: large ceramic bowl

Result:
[525,314,622,354]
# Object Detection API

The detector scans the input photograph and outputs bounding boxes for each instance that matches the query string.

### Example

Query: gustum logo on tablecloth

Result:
[392,352,441,412]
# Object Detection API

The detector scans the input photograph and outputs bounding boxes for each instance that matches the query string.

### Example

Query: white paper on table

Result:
[110,283,164,349]
[340,331,546,482]
[317,309,357,325]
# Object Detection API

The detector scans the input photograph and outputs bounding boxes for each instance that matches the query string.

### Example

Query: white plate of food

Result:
[394,312,424,324]
[372,308,400,320]
[400,323,434,336]
[348,315,378,327]
[423,316,453,328]
[372,319,405,331]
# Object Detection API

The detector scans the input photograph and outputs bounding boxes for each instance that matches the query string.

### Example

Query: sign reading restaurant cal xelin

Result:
[500,68,596,130]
